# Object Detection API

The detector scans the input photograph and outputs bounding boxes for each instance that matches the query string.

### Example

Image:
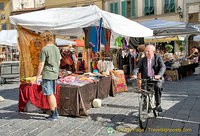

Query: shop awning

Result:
[193,35,200,41]
[9,5,153,37]
[144,36,182,43]
[140,19,200,36]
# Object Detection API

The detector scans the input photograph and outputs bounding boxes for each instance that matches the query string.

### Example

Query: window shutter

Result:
[110,3,114,13]
[170,0,175,13]
[121,1,127,17]
[131,0,136,17]
[114,2,119,14]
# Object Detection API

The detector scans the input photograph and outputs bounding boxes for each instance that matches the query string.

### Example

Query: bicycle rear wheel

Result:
[139,95,149,129]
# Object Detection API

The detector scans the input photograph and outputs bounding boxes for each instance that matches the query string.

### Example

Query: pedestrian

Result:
[131,45,166,112]
[136,44,145,92]
[187,47,200,62]
[36,30,62,120]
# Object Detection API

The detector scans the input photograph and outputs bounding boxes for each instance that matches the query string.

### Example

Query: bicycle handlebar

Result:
[130,77,161,82]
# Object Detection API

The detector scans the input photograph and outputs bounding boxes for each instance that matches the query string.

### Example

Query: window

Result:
[189,13,199,24]
[0,3,4,10]
[121,1,127,17]
[1,14,5,19]
[1,24,7,30]
[144,0,154,16]
[164,0,175,13]
[125,0,136,18]
[131,0,136,18]
[110,2,118,14]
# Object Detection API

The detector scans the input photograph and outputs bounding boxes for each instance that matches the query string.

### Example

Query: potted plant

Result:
[179,46,185,53]
[165,44,173,53]
[176,40,183,46]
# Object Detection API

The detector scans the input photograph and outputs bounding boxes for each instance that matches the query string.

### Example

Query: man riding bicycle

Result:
[131,45,166,112]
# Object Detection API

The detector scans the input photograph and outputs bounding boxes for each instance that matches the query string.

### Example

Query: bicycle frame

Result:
[137,78,159,129]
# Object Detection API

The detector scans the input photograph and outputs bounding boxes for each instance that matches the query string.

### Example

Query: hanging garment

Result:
[89,26,105,52]
[60,50,73,67]
[114,36,123,47]
[129,51,135,75]
[104,29,111,52]
[79,60,85,71]
[121,37,128,49]
[117,50,123,70]
[83,27,92,49]
[129,37,144,50]
[97,60,114,73]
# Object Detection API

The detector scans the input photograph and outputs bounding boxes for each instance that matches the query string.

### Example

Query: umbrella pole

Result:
[88,48,90,72]
[11,46,13,61]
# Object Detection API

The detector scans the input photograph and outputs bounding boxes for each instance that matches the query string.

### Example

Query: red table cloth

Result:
[18,84,60,112]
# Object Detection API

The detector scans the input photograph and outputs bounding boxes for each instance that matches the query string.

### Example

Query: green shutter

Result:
[121,1,127,17]
[114,2,119,14]
[170,0,175,13]
[131,0,136,18]
[110,3,114,13]
[144,0,154,15]
[164,0,175,13]
[144,0,148,15]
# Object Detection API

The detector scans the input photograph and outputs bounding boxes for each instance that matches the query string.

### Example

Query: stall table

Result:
[18,76,113,117]
[165,63,198,81]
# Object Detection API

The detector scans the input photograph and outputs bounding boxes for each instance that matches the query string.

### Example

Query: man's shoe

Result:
[45,110,57,120]
[45,115,57,120]
[156,105,163,112]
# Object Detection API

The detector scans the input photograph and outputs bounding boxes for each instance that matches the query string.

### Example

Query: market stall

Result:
[164,58,198,81]
[9,5,153,116]
[19,75,112,117]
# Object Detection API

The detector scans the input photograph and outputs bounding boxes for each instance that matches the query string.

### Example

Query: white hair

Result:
[146,45,155,51]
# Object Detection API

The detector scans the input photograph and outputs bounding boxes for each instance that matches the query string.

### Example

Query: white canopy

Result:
[0,30,76,48]
[9,5,153,37]
[0,30,17,47]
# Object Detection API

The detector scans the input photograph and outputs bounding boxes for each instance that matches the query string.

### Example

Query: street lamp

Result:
[177,6,183,19]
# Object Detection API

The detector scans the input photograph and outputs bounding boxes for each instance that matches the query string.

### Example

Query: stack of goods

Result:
[57,71,109,86]
[58,69,72,78]
[181,59,191,66]
[57,75,96,86]
[20,76,42,85]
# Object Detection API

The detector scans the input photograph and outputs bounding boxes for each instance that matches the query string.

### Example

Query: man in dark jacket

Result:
[131,45,166,112]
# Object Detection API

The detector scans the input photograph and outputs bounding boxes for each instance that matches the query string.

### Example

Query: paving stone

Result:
[1,75,200,135]
[68,129,85,136]
[77,120,95,131]
[81,124,103,136]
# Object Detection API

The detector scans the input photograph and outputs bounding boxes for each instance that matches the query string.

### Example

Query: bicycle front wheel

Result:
[139,95,149,129]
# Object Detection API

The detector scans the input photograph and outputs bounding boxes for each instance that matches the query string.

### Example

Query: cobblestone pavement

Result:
[0,75,200,136]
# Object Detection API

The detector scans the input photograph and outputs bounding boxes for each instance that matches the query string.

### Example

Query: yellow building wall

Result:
[45,0,103,9]
[0,0,11,30]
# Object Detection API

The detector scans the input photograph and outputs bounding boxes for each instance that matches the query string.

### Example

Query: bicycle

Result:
[131,77,160,129]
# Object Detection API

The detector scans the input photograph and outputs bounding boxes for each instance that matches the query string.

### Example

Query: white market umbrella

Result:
[9,5,153,37]
[0,30,18,48]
